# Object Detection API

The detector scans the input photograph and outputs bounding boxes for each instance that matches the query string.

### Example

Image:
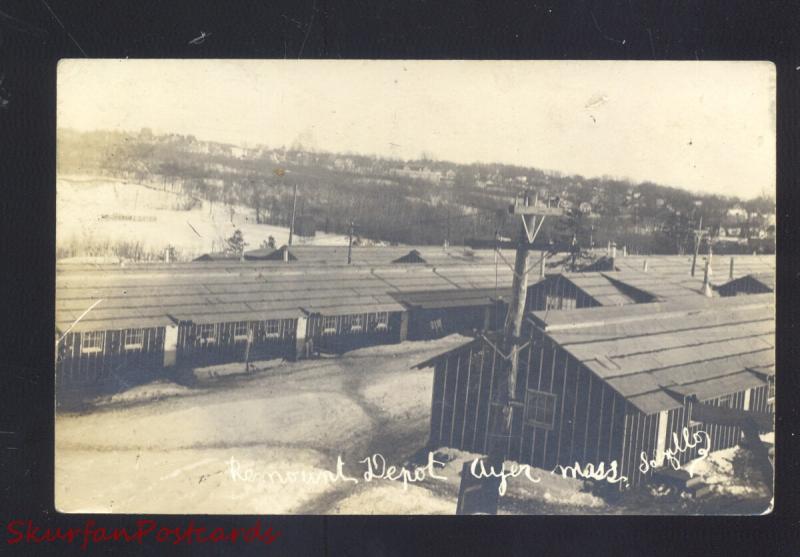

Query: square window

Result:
[322,316,337,335]
[544,294,562,310]
[124,328,144,350]
[525,389,557,429]
[197,324,217,344]
[350,315,364,332]
[233,322,250,342]
[264,320,281,338]
[81,331,105,354]
[370,312,389,331]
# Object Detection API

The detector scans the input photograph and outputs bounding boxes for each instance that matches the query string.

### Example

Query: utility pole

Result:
[347,221,355,264]
[445,207,451,249]
[690,215,705,277]
[457,192,563,514]
[288,183,298,246]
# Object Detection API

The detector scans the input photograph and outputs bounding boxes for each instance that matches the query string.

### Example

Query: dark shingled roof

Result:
[415,293,775,416]
[55,260,520,333]
[529,293,774,414]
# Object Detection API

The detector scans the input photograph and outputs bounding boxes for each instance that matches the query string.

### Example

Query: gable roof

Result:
[542,272,655,306]
[613,255,775,283]
[530,293,775,414]
[716,272,775,294]
[55,260,520,334]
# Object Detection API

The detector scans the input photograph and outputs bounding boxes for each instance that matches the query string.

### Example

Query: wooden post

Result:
[347,221,355,264]
[458,194,562,515]
[398,311,409,342]
[691,216,704,277]
[288,183,298,246]
[730,257,735,280]
[244,326,254,372]
[643,259,648,272]
[492,196,538,458]
[702,258,713,297]
[539,250,546,278]
[294,316,308,360]
[446,207,451,249]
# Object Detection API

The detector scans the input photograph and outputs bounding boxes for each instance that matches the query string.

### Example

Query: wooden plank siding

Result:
[618,383,771,488]
[525,277,602,312]
[306,311,401,354]
[176,318,296,368]
[428,334,772,489]
[407,306,492,341]
[429,330,627,477]
[56,327,166,390]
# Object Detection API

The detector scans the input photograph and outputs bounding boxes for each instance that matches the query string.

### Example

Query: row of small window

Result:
[320,313,390,335]
[195,321,283,344]
[79,330,144,354]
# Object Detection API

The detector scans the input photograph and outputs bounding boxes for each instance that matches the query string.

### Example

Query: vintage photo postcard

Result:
[55,60,775,515]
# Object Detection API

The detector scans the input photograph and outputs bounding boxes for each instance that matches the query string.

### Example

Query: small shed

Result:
[418,294,774,489]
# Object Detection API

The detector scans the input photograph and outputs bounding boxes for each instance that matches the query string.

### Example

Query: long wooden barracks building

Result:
[419,255,775,489]
[55,247,522,391]
[55,248,774,396]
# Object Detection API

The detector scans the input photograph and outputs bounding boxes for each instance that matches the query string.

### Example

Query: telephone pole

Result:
[456,192,563,514]
[491,193,553,456]
[690,215,706,277]
[445,207,451,249]
[288,183,298,246]
[347,221,355,264]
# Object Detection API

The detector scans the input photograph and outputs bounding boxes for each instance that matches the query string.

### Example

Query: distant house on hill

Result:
[726,206,749,222]
[392,164,443,183]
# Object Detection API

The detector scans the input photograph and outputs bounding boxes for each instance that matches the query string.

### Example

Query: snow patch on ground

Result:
[360,370,432,423]
[432,447,606,511]
[330,483,455,515]
[93,381,193,406]
[57,392,372,453]
[55,447,335,514]
[193,359,288,382]
[684,445,771,498]
[57,176,349,261]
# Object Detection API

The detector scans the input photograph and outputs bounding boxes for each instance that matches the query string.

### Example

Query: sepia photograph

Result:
[54,59,775,515]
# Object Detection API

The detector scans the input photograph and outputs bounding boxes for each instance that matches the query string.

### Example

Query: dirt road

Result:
[55,336,470,514]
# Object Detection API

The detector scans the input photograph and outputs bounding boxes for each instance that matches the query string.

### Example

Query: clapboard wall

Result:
[176,318,296,368]
[56,327,165,389]
[428,330,771,489]
[429,330,627,476]
[525,277,602,312]
[306,310,403,354]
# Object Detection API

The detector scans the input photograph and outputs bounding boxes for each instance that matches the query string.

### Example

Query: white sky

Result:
[57,60,775,199]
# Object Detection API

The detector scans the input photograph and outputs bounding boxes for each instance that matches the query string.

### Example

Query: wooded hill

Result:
[57,128,775,254]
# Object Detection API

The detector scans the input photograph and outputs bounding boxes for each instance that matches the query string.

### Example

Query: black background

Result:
[1,1,798,555]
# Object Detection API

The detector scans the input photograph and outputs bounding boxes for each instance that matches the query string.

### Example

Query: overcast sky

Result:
[58,59,775,199]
